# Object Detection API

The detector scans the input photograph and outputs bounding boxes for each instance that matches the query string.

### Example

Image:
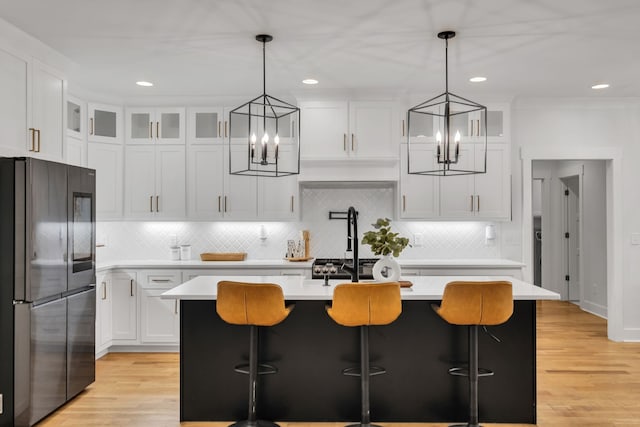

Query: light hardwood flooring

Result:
[39,301,640,426]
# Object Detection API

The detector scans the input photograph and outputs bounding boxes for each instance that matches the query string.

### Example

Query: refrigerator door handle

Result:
[13,300,32,305]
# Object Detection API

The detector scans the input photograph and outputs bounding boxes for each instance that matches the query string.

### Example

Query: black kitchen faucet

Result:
[340,206,359,282]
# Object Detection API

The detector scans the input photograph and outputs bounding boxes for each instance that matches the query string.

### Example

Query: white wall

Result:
[509,98,639,340]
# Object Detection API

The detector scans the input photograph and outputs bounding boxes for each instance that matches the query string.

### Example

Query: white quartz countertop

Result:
[161,275,558,301]
[97,258,523,272]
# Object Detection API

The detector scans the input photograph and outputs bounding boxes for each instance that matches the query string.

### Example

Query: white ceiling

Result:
[1,0,639,100]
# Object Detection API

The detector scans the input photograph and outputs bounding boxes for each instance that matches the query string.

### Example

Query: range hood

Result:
[297,157,399,182]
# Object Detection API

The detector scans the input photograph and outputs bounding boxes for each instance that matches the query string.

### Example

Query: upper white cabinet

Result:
[88,103,122,144]
[0,48,65,161]
[0,47,29,157]
[124,145,186,219]
[439,143,511,220]
[257,141,299,220]
[299,100,397,160]
[88,142,123,219]
[66,95,87,167]
[187,107,225,144]
[126,107,185,145]
[399,143,439,219]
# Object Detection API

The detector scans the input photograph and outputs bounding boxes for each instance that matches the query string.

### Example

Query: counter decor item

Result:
[200,252,247,261]
[285,230,313,261]
[180,245,192,260]
[362,218,410,282]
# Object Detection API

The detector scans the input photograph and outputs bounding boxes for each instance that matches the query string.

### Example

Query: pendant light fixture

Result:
[407,31,487,176]
[229,34,301,177]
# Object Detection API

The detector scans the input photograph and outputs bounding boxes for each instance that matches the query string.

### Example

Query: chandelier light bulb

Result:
[274,134,280,145]
[262,132,269,144]
[455,130,461,143]
[251,133,257,144]
[436,130,442,143]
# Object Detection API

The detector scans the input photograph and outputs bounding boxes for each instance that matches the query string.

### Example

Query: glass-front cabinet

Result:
[67,96,84,139]
[88,103,122,144]
[126,107,185,145]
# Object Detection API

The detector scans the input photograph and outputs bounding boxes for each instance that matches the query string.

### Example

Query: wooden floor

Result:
[39,301,640,427]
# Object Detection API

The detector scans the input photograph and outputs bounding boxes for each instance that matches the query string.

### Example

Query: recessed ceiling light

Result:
[469,76,487,83]
[136,81,153,87]
[302,78,319,85]
[591,83,610,90]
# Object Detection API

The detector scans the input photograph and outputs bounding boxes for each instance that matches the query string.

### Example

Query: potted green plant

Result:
[361,218,410,281]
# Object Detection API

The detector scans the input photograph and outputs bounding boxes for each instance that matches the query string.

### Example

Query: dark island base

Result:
[180,299,536,424]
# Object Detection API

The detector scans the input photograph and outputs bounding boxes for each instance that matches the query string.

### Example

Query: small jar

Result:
[169,246,180,260]
[180,245,192,260]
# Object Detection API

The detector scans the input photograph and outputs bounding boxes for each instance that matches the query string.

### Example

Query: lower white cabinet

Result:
[111,271,137,341]
[139,270,181,343]
[95,273,113,356]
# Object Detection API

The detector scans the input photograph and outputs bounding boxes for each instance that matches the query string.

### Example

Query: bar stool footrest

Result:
[342,366,386,377]
[229,420,281,427]
[345,423,384,427]
[448,366,493,377]
[448,424,482,427]
[234,363,278,375]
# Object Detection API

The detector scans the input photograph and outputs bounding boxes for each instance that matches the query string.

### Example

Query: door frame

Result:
[521,146,623,341]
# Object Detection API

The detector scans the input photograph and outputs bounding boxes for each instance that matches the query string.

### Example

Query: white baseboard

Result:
[580,300,607,319]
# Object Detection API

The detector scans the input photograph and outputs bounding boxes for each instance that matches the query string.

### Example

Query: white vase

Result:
[372,255,401,282]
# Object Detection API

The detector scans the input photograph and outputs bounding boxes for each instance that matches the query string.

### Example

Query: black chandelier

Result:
[229,34,300,177]
[407,31,487,176]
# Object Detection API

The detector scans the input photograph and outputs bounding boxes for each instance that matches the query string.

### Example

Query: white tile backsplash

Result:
[97,187,501,262]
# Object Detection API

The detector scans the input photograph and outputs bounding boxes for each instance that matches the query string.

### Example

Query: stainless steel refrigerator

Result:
[0,157,96,427]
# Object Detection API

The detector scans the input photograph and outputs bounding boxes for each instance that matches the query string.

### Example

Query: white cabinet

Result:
[138,270,181,343]
[66,95,86,167]
[124,145,186,219]
[187,145,225,219]
[88,103,122,144]
[399,143,439,219]
[0,48,64,161]
[299,101,397,160]
[439,143,511,220]
[187,106,225,144]
[111,272,137,341]
[95,273,113,356]
[126,107,185,145]
[0,46,28,157]
[88,142,123,219]
[225,145,258,219]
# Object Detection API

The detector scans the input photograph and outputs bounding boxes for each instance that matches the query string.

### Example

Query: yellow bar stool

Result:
[216,281,295,427]
[432,281,513,427]
[326,282,402,427]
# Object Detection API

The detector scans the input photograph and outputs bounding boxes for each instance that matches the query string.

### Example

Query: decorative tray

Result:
[284,257,314,262]
[200,252,247,261]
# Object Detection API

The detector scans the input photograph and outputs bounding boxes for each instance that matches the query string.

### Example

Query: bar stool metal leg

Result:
[451,325,481,427]
[345,325,381,427]
[230,325,279,427]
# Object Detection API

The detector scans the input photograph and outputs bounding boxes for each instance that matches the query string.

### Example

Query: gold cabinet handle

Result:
[101,282,107,300]
[470,195,474,212]
[156,121,160,139]
[477,119,480,136]
[218,195,221,213]
[476,195,480,212]
[351,133,355,151]
[130,279,134,297]
[403,195,406,212]
[218,121,221,138]
[149,121,153,138]
[28,128,36,151]
[35,129,41,152]
[224,121,228,138]
[402,119,405,137]
[150,195,153,212]
[290,195,294,213]
[224,195,228,212]
[343,134,347,151]
[89,117,94,135]
[291,120,295,138]
[156,195,159,213]
[174,300,178,315]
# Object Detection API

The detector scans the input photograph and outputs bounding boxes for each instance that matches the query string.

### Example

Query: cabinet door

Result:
[400,144,439,219]
[124,145,156,219]
[111,273,137,340]
[67,96,84,139]
[88,103,122,144]
[156,107,185,144]
[299,101,349,159]
[187,107,225,144]
[187,145,225,219]
[31,60,65,161]
[0,47,28,156]
[66,137,86,167]
[155,145,186,219]
[126,108,154,144]
[349,101,397,158]
[224,144,257,219]
[140,288,180,343]
[438,143,476,218]
[95,276,113,354]
[474,144,510,219]
[88,142,123,219]
[257,141,298,219]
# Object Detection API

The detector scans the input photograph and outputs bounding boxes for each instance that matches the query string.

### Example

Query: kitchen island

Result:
[162,275,558,424]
